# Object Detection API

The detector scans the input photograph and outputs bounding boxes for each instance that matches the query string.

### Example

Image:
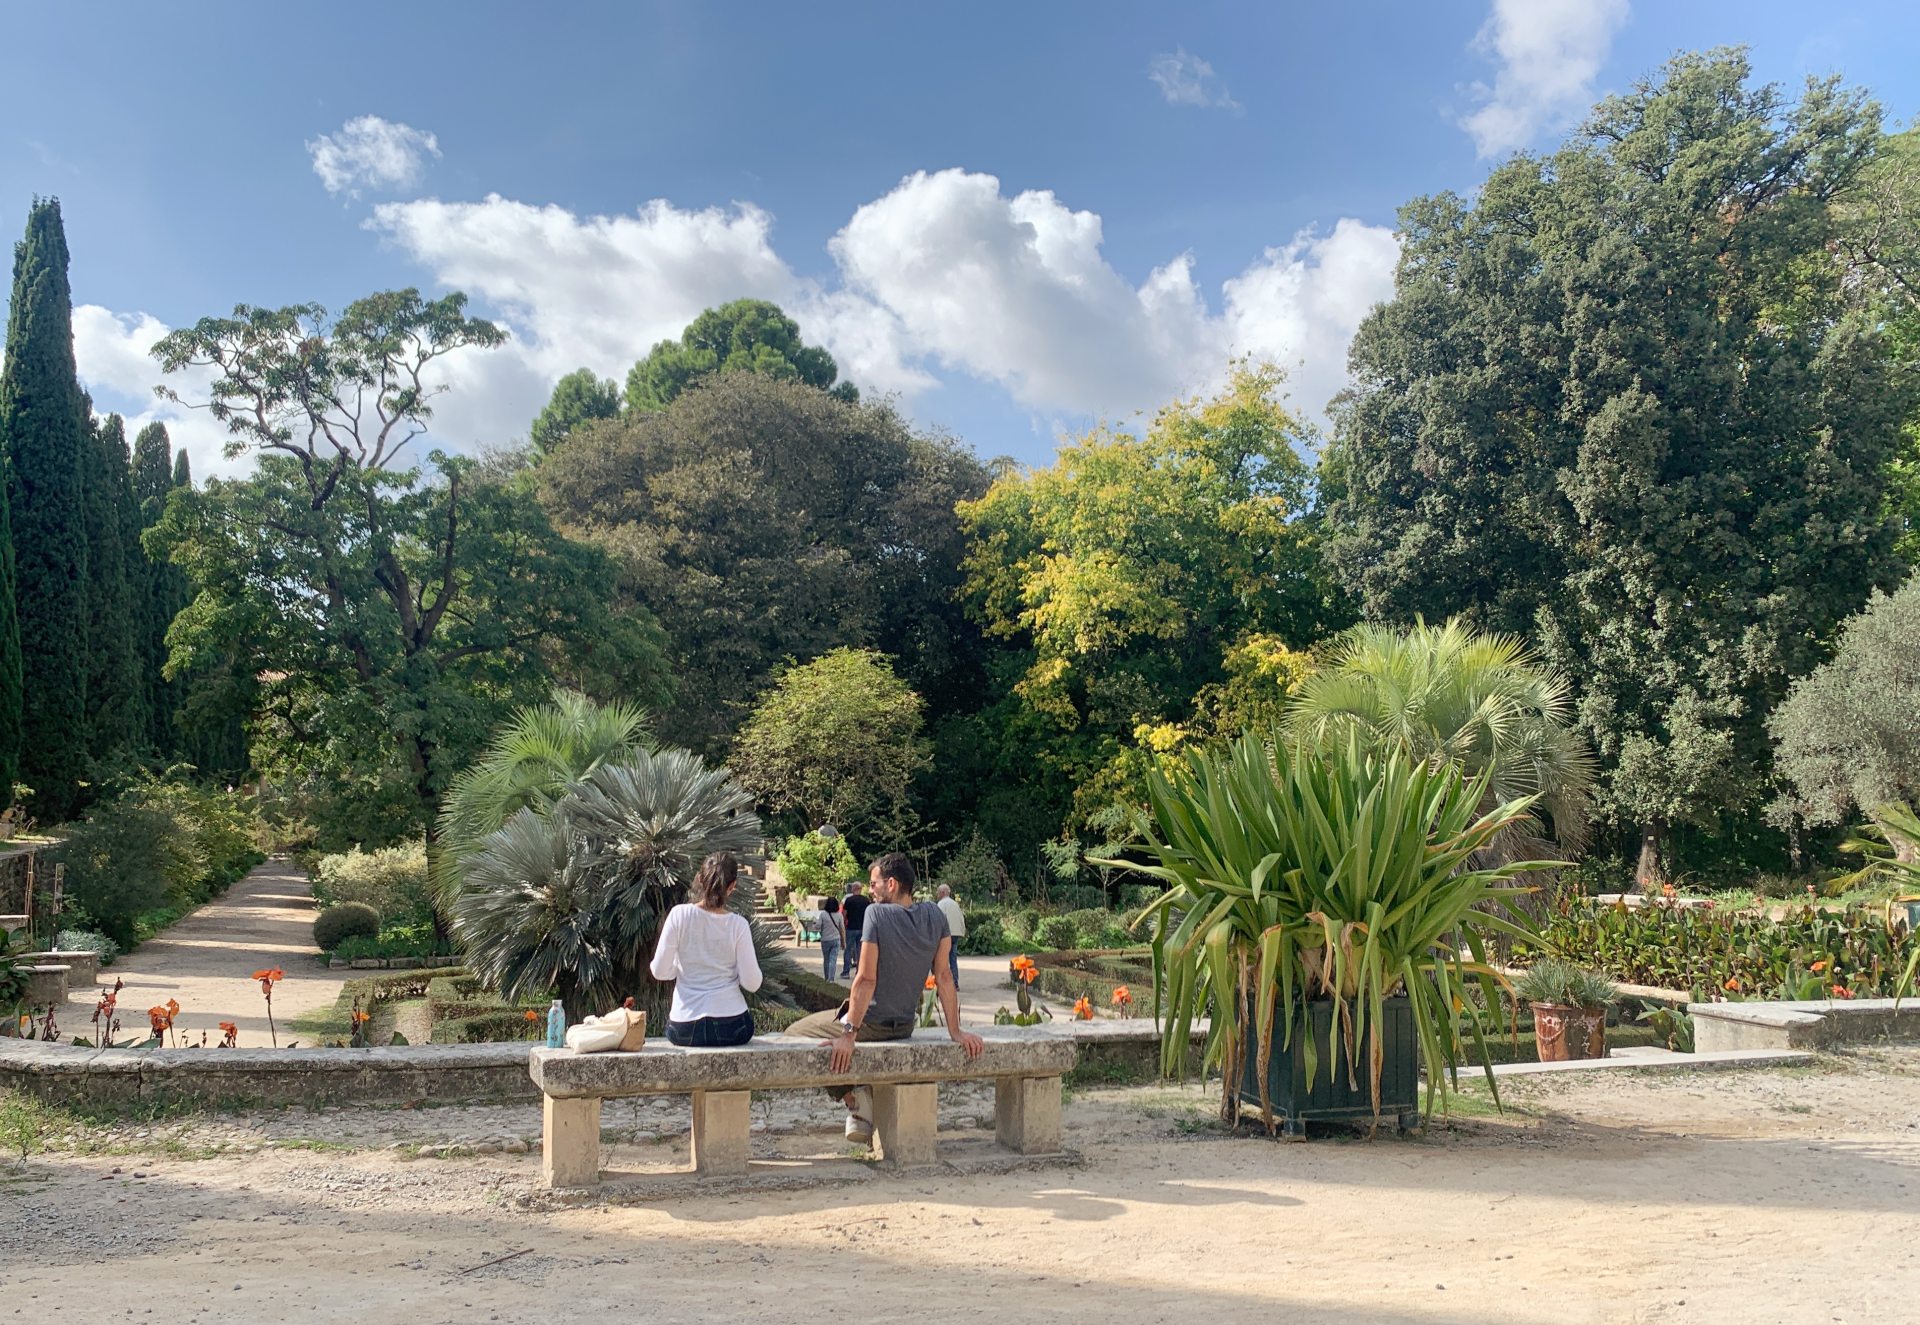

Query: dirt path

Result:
[83,859,344,1046]
[5,1049,1917,1323]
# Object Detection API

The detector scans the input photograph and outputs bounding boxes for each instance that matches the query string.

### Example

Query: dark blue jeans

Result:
[664,1010,755,1047]
[841,929,861,977]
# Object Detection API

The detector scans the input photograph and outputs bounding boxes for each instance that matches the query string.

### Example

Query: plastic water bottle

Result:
[545,999,567,1049]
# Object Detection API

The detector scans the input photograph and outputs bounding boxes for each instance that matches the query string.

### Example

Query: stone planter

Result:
[21,951,97,987]
[1531,1000,1607,1061]
[22,964,70,1008]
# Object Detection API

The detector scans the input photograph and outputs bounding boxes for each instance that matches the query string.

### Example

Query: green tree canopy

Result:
[1326,51,1911,885]
[1768,575,1920,830]
[528,368,620,456]
[147,289,670,844]
[732,647,929,844]
[958,363,1348,824]
[0,199,91,818]
[624,299,854,412]
[83,413,145,761]
[538,371,987,752]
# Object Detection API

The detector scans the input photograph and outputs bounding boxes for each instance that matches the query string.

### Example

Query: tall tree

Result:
[0,392,15,815]
[0,199,90,820]
[539,371,987,753]
[131,422,184,753]
[529,368,620,456]
[82,413,145,760]
[1326,52,1910,887]
[148,289,671,844]
[171,448,190,488]
[625,299,855,412]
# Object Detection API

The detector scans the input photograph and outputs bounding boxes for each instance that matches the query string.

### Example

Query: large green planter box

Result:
[1237,995,1419,1138]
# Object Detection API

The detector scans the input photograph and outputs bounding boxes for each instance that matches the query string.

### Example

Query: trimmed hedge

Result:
[313,902,380,951]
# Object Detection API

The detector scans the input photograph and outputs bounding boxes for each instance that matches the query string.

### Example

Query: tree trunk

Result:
[1632,816,1668,893]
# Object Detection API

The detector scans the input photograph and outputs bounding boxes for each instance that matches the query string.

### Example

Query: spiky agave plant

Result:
[1838,803,1920,996]
[1097,731,1561,1129]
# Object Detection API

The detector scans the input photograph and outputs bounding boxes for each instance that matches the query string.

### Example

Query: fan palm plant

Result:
[433,690,652,908]
[1101,731,1560,1127]
[449,746,797,1020]
[1838,802,1920,996]
[1286,619,1595,859]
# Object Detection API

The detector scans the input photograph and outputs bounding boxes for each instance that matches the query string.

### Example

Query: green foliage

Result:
[1106,732,1557,1122]
[313,902,381,952]
[733,649,928,842]
[148,290,670,847]
[451,747,790,1020]
[82,414,145,762]
[131,422,183,754]
[773,831,860,898]
[958,364,1348,829]
[1769,576,1920,828]
[955,914,1005,956]
[934,828,1008,898]
[539,371,987,754]
[0,199,89,820]
[624,299,852,413]
[1033,916,1078,950]
[328,921,446,963]
[52,928,118,965]
[1638,1006,1695,1053]
[434,690,651,908]
[313,842,430,926]
[1513,957,1618,1009]
[1329,52,1910,885]
[1532,899,1918,998]
[1289,619,1595,856]
[529,368,620,456]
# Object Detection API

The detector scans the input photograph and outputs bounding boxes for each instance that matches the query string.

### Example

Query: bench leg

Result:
[871,1082,938,1167]
[691,1089,752,1177]
[995,1075,1062,1155]
[542,1096,602,1188]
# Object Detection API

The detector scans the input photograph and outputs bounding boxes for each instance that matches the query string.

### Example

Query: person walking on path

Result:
[649,852,763,1048]
[838,877,871,979]
[817,896,846,982]
[787,852,983,1145]
[934,884,966,988]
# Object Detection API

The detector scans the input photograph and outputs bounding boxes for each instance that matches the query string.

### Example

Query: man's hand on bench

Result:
[952,1029,984,1060]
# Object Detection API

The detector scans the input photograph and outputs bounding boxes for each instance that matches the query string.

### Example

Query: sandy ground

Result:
[78,860,344,1046]
[4,1047,1917,1324]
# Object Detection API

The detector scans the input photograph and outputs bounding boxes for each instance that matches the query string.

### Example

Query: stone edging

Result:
[1687,996,1920,1052]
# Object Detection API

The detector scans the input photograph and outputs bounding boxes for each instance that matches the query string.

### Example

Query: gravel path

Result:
[81,859,344,1047]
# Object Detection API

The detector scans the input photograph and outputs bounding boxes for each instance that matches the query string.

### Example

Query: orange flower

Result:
[218,1021,238,1034]
[1810,960,1828,973]
[924,974,938,991]
[148,1005,172,1034]
[1009,955,1038,985]
[351,1009,372,1026]
[524,1009,539,1023]
[251,968,284,985]
[1723,977,1740,992]
[1072,996,1093,1021]
[1832,985,1855,1000]
[1110,985,1133,1006]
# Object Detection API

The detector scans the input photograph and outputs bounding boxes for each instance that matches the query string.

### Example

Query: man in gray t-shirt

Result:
[786,851,984,1146]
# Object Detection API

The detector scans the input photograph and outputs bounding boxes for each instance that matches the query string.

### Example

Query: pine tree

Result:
[0,199,90,820]
[83,413,144,761]
[131,422,180,753]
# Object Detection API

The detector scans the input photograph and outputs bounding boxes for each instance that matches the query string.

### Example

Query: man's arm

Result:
[827,940,881,1073]
[934,937,984,1059]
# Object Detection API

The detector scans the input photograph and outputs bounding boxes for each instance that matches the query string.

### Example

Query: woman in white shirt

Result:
[649,852,764,1047]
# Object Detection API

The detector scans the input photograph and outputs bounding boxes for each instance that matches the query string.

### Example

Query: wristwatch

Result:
[836,1014,860,1035]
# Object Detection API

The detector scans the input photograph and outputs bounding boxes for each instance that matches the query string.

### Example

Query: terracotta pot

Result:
[1530,1001,1607,1062]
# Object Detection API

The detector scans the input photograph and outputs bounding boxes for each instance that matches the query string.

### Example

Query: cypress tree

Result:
[172,449,190,489]
[0,395,17,815]
[84,413,144,760]
[131,421,178,752]
[0,199,90,820]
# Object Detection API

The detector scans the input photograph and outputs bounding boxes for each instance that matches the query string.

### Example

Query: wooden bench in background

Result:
[528,1029,1076,1187]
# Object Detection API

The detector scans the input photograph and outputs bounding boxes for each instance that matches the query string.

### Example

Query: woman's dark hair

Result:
[822,896,840,914]
[692,852,739,909]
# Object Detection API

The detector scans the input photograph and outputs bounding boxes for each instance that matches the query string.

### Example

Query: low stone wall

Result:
[1689,997,1920,1052]
[0,1019,1202,1112]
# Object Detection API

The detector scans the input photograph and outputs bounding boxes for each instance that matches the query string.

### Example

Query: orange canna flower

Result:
[1072,996,1093,1021]
[1810,960,1828,973]
[218,1021,238,1034]
[1723,977,1740,992]
[351,1009,371,1025]
[1832,985,1855,1000]
[1110,985,1133,1006]
[924,974,937,991]
[524,1009,539,1023]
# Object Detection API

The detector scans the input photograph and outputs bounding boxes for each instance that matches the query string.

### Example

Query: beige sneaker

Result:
[843,1086,874,1145]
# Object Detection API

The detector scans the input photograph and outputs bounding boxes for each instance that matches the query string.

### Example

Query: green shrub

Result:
[958,915,1006,956]
[313,902,381,952]
[774,832,860,898]
[51,801,183,947]
[1118,884,1162,913]
[1063,907,1111,941]
[330,921,448,963]
[751,1002,809,1034]
[1096,922,1136,949]
[781,968,850,1011]
[1003,908,1042,943]
[439,1008,546,1043]
[312,842,432,925]
[52,928,119,965]
[935,828,1006,897]
[1050,885,1106,912]
[1034,916,1079,950]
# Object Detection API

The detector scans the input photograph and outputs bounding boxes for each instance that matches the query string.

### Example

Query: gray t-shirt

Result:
[861,900,950,1027]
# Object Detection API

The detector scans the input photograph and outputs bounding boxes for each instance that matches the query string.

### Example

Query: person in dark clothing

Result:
[838,879,871,979]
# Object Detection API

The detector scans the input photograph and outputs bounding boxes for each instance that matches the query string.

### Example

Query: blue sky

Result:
[3,0,1917,476]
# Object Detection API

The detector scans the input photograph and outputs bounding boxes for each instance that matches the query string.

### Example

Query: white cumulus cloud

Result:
[71,304,247,480]
[1147,48,1239,110]
[1460,0,1629,158]
[308,115,442,197]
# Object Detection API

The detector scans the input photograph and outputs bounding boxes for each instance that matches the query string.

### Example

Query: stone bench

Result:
[528,1027,1077,1188]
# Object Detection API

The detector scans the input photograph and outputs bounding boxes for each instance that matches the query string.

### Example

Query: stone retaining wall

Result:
[1688,997,1920,1052]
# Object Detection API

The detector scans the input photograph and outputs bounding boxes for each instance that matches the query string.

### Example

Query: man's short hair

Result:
[935,884,952,899]
[872,851,916,893]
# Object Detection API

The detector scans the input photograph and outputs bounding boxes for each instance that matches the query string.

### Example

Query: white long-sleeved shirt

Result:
[649,904,764,1022]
